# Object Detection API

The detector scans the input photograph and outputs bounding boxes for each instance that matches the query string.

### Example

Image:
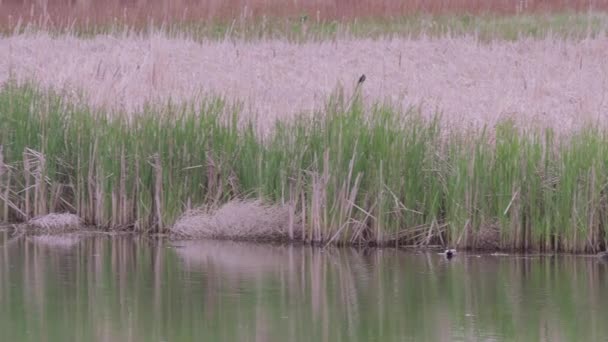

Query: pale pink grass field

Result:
[1,32,608,134]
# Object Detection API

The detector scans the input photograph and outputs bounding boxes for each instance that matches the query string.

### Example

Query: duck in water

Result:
[444,249,457,260]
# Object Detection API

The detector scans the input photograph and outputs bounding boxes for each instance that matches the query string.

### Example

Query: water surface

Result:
[1,232,607,342]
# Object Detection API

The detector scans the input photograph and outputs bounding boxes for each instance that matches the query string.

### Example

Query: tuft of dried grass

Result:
[27,212,82,231]
[171,199,299,241]
[472,222,501,250]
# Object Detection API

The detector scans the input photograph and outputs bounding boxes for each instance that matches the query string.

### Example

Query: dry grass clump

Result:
[470,223,501,251]
[27,213,82,232]
[171,200,299,241]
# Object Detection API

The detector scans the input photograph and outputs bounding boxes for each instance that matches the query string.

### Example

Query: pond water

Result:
[0,232,607,342]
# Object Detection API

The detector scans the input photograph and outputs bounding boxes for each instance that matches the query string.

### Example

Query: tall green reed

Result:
[0,82,607,251]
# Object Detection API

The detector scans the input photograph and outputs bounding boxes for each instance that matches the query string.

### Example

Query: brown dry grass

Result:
[2,33,607,135]
[1,0,607,32]
[171,200,299,241]
[0,0,608,24]
[27,213,82,231]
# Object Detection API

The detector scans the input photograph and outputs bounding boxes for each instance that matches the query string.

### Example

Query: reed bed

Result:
[3,33,608,136]
[0,82,607,252]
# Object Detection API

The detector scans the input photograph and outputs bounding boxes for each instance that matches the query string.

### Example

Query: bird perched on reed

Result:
[345,74,367,112]
[358,74,366,84]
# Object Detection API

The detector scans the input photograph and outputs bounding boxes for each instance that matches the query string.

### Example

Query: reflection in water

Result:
[0,234,607,342]
[28,234,83,249]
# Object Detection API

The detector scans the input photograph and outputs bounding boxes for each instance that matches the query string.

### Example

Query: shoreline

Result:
[4,226,608,256]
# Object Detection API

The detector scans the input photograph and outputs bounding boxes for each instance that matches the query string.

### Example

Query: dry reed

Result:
[2,33,608,135]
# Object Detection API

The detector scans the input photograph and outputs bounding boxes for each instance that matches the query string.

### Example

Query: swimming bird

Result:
[444,249,457,260]
[597,251,608,260]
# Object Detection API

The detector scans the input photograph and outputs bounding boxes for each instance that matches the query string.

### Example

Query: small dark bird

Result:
[444,249,457,260]
[358,74,366,84]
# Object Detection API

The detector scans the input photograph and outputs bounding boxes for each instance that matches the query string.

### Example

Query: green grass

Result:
[0,82,607,252]
[4,12,608,41]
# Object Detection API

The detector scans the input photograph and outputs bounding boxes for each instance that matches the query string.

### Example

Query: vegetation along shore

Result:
[2,1,608,253]
[1,82,608,253]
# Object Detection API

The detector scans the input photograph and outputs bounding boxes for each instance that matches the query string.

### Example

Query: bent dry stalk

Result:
[0,82,607,252]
